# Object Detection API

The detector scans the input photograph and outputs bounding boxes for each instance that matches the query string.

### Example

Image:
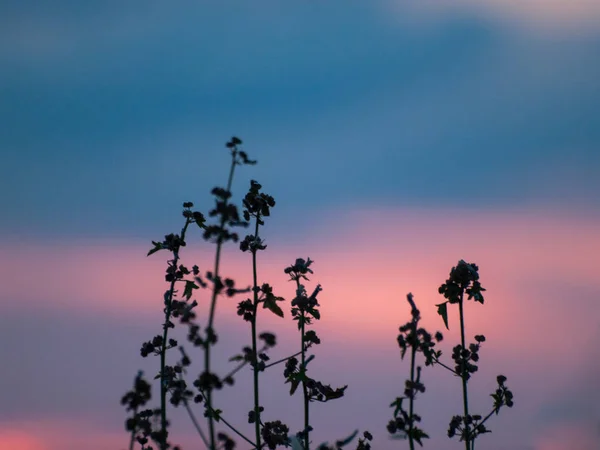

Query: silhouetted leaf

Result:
[264,298,284,318]
[289,378,300,396]
[183,280,199,300]
[436,302,449,330]
[147,241,163,256]
[390,397,404,417]
[335,429,358,447]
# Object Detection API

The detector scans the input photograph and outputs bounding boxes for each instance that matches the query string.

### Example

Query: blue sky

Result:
[2,0,599,239]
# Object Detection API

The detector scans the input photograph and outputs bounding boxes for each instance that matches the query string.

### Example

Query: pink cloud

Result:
[533,421,599,450]
[3,206,598,355]
[2,206,598,449]
[0,420,120,450]
[0,429,44,450]
[0,419,204,450]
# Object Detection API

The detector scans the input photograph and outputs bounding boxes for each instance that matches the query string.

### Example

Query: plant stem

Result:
[182,397,210,448]
[263,350,303,370]
[223,346,301,381]
[433,355,459,376]
[204,154,238,450]
[408,334,417,450]
[159,220,190,450]
[458,291,471,450]
[293,278,311,450]
[251,218,262,449]
[223,345,266,380]
[218,412,257,448]
[197,387,258,447]
[301,310,310,450]
[128,409,136,450]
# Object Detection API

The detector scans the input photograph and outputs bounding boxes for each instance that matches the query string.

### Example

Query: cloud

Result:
[1,1,599,239]
[385,0,600,33]
[0,418,203,450]
[533,422,599,450]
[1,206,598,449]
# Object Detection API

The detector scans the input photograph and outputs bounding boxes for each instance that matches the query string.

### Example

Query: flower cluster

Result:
[261,421,290,449]
[438,259,486,305]
[451,335,485,381]
[121,372,181,450]
[448,375,514,442]
[242,180,275,223]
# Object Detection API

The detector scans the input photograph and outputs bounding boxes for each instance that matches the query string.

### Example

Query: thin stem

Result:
[469,402,507,448]
[182,397,210,448]
[301,309,310,450]
[433,355,459,376]
[197,388,256,448]
[204,154,238,450]
[458,291,471,450]
[472,408,497,439]
[219,413,257,448]
[223,345,298,381]
[264,350,303,370]
[159,220,190,450]
[223,345,266,381]
[251,217,262,449]
[408,333,417,450]
[128,409,136,450]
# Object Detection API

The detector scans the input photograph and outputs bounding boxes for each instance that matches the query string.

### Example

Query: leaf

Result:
[390,397,404,417]
[183,280,199,300]
[309,308,320,320]
[335,429,358,447]
[264,298,284,318]
[289,436,304,450]
[436,302,449,330]
[229,354,244,362]
[302,354,315,368]
[413,429,429,446]
[147,241,164,256]
[289,378,300,396]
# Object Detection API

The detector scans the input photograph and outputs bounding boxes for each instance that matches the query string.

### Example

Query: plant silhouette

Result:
[121,137,512,450]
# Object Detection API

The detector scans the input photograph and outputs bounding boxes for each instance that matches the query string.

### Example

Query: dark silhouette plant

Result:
[121,137,512,450]
[388,262,514,450]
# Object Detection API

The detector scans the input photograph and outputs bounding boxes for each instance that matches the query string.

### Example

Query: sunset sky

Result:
[1,1,599,450]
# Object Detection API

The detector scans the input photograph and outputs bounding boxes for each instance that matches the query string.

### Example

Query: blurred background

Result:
[1,1,599,449]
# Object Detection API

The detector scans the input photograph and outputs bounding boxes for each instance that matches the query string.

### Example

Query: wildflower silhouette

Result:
[121,138,513,450]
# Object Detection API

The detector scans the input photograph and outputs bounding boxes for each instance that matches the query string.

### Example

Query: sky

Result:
[1,1,599,449]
